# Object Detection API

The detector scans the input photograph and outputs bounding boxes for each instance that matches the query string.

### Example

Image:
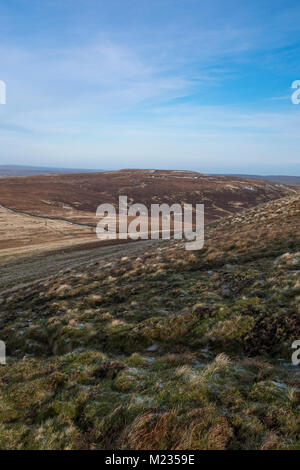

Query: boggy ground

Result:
[0,195,299,450]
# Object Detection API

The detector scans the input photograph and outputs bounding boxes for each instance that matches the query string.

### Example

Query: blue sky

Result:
[0,0,300,174]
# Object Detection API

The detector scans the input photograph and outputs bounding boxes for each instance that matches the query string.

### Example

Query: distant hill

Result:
[0,165,105,177]
[2,167,298,186]
[0,169,296,226]
[214,174,300,186]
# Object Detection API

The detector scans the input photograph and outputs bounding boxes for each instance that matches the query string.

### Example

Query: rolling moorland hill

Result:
[1,169,297,263]
[0,169,296,226]
[1,165,299,186]
[0,193,299,449]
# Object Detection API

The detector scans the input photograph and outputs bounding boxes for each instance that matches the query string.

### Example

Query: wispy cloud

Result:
[1,0,300,173]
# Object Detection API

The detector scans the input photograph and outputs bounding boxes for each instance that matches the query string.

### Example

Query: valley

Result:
[0,170,296,261]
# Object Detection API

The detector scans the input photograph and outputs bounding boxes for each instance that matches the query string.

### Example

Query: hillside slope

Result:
[0,194,299,450]
[0,169,296,225]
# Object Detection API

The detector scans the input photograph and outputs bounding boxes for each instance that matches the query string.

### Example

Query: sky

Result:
[0,0,300,175]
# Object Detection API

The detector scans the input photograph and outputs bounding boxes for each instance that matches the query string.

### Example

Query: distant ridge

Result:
[1,166,299,186]
[213,174,300,186]
[0,165,105,177]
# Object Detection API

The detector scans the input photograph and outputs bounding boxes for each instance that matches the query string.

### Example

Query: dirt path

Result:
[0,238,162,294]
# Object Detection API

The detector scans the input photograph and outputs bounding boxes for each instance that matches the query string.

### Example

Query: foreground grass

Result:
[0,195,299,449]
